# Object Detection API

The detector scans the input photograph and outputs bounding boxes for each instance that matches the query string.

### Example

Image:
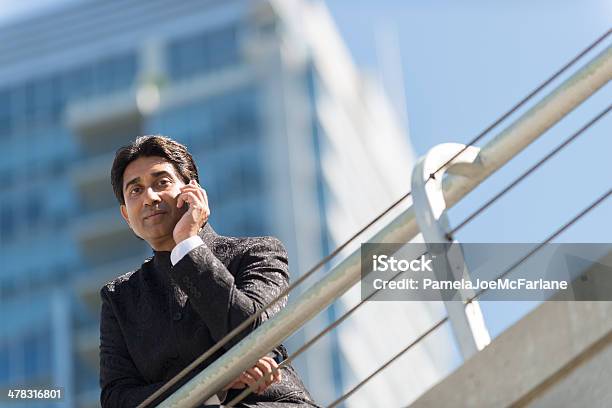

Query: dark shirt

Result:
[99,224,317,407]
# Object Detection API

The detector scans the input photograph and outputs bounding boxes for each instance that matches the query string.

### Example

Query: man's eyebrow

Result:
[151,170,174,179]
[124,176,141,192]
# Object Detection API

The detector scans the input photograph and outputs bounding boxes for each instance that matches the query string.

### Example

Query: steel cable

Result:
[139,28,612,408]
[467,187,611,303]
[207,123,612,406]
[329,188,610,407]
[225,254,427,407]
[327,317,449,408]
[429,28,611,180]
[448,104,611,239]
[228,163,611,405]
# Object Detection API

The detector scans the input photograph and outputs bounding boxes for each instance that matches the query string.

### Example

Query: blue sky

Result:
[1,0,610,335]
[323,0,611,241]
[321,0,611,334]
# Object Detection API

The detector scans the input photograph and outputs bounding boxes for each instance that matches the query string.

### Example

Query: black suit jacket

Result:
[99,224,317,407]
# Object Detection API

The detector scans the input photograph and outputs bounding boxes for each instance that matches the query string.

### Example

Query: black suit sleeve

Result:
[99,287,164,408]
[169,237,290,348]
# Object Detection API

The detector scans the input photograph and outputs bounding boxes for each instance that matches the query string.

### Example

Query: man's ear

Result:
[120,204,131,226]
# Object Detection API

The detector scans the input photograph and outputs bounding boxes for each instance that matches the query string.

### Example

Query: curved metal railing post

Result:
[411,143,490,359]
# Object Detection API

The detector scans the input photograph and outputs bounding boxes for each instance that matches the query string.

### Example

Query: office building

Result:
[0,1,435,406]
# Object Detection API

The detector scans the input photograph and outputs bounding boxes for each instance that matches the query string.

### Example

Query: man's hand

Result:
[223,356,282,394]
[173,180,210,244]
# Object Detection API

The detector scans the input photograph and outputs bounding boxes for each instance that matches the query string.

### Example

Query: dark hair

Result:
[111,135,199,204]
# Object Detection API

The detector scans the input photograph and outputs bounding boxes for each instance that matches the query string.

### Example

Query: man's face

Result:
[119,156,188,249]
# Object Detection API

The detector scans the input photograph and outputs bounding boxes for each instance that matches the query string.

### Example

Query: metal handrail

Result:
[226,101,612,407]
[158,44,612,408]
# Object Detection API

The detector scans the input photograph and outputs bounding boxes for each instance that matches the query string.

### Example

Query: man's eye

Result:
[130,187,142,195]
[158,179,171,187]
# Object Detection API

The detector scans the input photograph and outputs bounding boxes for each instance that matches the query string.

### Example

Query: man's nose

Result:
[143,186,162,206]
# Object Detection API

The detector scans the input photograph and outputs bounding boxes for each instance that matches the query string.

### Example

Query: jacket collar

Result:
[149,222,218,280]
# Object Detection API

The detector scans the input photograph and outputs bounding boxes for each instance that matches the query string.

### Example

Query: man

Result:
[100,135,317,407]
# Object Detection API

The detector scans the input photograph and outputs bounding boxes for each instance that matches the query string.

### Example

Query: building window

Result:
[0,204,14,243]
[0,346,9,384]
[0,168,13,189]
[62,66,94,102]
[0,89,12,138]
[5,50,139,131]
[115,52,138,90]
[95,52,138,94]
[26,197,43,229]
[207,25,240,70]
[23,333,39,378]
[168,25,240,80]
[0,330,52,385]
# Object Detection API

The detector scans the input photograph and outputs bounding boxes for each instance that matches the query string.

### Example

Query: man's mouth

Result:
[144,211,166,220]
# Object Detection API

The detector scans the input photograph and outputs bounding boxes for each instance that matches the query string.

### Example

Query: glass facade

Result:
[0,51,140,309]
[0,50,140,403]
[149,85,267,237]
[0,15,269,406]
[168,24,240,81]
[0,52,137,138]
